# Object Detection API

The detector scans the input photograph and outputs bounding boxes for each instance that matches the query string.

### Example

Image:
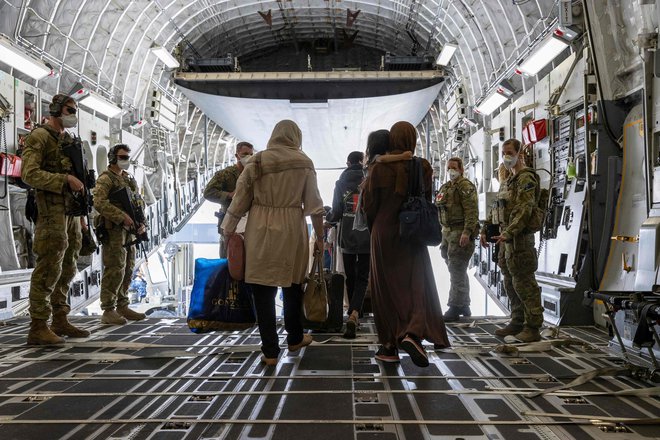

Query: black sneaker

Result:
[343,316,357,339]
[374,345,400,363]
[400,335,429,367]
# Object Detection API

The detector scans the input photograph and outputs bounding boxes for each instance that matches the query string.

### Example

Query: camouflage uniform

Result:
[93,170,143,311]
[21,125,82,321]
[437,176,478,309]
[485,168,543,330]
[204,165,240,258]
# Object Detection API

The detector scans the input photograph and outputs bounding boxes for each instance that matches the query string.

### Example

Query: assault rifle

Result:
[61,135,95,217]
[109,186,149,257]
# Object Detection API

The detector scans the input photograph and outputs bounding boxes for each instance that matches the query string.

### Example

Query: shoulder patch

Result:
[522,182,536,192]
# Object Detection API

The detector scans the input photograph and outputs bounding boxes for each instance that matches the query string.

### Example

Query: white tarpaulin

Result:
[177,83,443,168]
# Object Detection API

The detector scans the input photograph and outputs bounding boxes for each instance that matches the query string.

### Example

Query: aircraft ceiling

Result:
[0,0,559,165]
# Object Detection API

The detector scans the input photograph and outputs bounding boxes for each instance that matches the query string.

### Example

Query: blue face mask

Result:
[448,169,460,181]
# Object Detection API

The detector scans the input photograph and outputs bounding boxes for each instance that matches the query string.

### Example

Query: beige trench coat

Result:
[221,120,325,287]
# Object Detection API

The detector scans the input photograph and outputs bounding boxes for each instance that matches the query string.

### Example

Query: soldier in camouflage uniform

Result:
[481,139,543,342]
[93,144,147,325]
[204,141,254,257]
[437,157,478,322]
[21,94,90,345]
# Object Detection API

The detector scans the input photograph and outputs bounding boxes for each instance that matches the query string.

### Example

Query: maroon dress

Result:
[362,151,450,349]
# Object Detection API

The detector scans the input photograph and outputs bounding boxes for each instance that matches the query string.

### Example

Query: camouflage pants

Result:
[440,229,474,308]
[503,233,544,329]
[497,247,523,326]
[100,226,135,310]
[29,203,82,320]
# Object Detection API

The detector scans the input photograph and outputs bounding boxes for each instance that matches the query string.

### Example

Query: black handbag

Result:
[399,157,442,246]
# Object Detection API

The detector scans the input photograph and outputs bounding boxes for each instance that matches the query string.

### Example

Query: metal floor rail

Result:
[0,317,658,440]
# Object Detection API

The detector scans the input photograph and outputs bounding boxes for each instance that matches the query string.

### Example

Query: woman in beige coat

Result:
[222,120,325,365]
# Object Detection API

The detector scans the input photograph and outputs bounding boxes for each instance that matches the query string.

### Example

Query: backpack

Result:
[520,169,548,233]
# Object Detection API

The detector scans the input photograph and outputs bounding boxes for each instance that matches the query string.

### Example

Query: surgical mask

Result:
[61,114,78,128]
[117,159,130,170]
[503,154,518,169]
[239,154,252,167]
[448,169,460,181]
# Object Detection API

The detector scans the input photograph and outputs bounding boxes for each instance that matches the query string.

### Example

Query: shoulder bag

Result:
[398,157,442,246]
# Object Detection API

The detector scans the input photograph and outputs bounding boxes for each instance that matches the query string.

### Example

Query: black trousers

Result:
[342,253,370,315]
[250,283,304,358]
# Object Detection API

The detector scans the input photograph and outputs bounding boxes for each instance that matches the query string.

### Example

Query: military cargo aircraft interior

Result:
[0,0,660,439]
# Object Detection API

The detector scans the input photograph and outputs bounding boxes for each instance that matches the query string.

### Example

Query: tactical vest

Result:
[102,170,141,208]
[494,168,540,228]
[33,127,74,175]
[492,179,511,226]
[24,126,74,207]
[437,177,470,227]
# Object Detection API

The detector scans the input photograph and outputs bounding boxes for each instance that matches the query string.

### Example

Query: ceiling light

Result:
[0,36,52,80]
[475,89,509,116]
[436,43,458,66]
[77,89,123,118]
[515,32,569,76]
[151,45,180,69]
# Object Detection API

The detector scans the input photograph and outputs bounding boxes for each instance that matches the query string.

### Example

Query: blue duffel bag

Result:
[187,258,256,333]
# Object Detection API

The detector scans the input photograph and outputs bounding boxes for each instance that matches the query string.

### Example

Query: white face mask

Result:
[239,154,252,167]
[448,169,460,181]
[117,159,130,170]
[61,114,78,128]
[503,154,518,169]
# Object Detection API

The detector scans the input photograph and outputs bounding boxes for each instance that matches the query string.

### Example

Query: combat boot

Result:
[443,307,462,322]
[117,306,146,321]
[494,322,523,337]
[513,326,541,343]
[101,309,128,325]
[51,312,90,338]
[27,319,65,345]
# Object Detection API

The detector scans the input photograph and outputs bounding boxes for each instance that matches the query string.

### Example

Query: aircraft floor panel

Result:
[0,317,658,439]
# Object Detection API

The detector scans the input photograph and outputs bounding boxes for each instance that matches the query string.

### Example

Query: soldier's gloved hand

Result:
[67,175,85,194]
[137,224,146,235]
[459,232,470,247]
[479,233,489,248]
[123,214,135,228]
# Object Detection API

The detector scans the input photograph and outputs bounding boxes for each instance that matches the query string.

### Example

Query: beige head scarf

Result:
[267,120,302,150]
[256,119,315,177]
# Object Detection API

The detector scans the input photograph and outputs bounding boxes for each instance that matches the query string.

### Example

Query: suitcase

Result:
[302,270,344,332]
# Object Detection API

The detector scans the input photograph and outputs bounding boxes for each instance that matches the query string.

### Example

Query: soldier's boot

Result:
[513,326,541,343]
[27,319,65,345]
[458,306,472,317]
[51,312,90,338]
[443,306,462,322]
[101,309,128,325]
[494,322,524,337]
[117,306,146,321]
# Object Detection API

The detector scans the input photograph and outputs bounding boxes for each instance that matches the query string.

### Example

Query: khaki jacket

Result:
[221,121,324,286]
